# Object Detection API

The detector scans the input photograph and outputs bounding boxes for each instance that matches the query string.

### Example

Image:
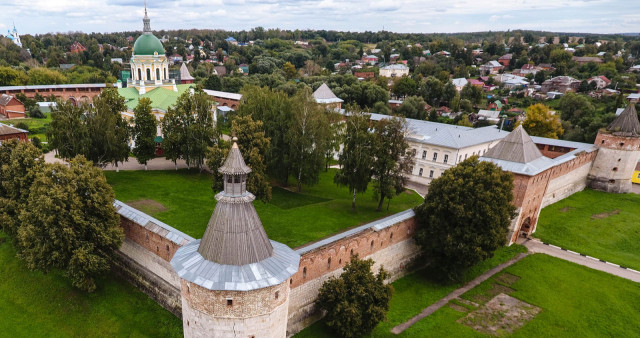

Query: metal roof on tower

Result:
[483,125,543,163]
[607,104,640,137]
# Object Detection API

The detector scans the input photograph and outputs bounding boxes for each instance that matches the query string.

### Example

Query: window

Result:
[275,291,279,299]
[164,68,167,79]
[146,68,151,80]
[432,152,438,161]
[429,170,434,178]
[411,148,417,156]
[459,155,462,162]
[464,154,468,160]
[303,267,307,278]
[137,68,142,80]
[156,68,160,80]
[443,154,448,164]
[422,150,427,159]
[226,299,233,306]
[418,168,423,176]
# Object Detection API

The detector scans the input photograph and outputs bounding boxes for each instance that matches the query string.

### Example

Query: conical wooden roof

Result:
[484,126,543,163]
[607,104,640,137]
[313,83,339,100]
[218,142,252,175]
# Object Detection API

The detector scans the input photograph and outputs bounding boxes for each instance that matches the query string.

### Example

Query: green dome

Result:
[133,34,165,56]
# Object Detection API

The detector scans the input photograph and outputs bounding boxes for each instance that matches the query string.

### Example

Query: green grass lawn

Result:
[400,254,640,337]
[0,231,182,337]
[535,189,640,271]
[104,169,424,248]
[295,245,528,337]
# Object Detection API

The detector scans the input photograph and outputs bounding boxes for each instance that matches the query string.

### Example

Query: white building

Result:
[379,64,410,78]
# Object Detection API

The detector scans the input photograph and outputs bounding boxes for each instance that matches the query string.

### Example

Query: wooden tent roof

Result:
[607,104,640,137]
[484,126,543,164]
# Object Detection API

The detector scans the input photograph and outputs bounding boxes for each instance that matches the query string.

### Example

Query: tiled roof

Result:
[0,94,14,106]
[0,123,28,136]
[607,104,640,137]
[218,142,252,175]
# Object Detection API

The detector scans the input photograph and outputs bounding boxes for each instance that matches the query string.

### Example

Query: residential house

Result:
[629,65,640,72]
[225,37,238,46]
[487,100,503,111]
[436,51,451,57]
[541,76,581,93]
[498,54,513,67]
[587,76,611,89]
[379,64,410,78]
[514,64,541,76]
[538,63,555,71]
[468,79,485,88]
[627,93,640,103]
[479,60,503,75]
[362,54,378,65]
[572,56,603,65]
[452,78,468,91]
[0,123,28,142]
[354,72,375,79]
[0,94,25,119]
[476,109,501,124]
[69,41,86,53]
[214,66,227,77]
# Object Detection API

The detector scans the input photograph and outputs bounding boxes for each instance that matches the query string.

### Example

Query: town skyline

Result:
[3,0,640,36]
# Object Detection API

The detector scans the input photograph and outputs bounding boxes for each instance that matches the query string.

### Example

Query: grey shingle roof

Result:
[218,142,252,175]
[607,104,640,137]
[483,126,543,163]
[0,94,14,106]
[179,63,194,81]
[0,123,28,136]
[313,83,343,104]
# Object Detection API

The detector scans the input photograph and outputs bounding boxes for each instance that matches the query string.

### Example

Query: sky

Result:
[1,0,639,36]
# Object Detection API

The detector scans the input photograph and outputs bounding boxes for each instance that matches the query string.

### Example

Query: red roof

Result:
[469,79,484,86]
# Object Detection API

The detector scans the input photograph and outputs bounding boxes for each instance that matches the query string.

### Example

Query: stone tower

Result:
[588,104,640,193]
[171,140,300,338]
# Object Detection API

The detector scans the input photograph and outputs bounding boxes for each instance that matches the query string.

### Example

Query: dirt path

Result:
[390,252,529,335]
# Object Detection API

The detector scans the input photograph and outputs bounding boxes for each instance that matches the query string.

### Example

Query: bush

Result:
[14,122,29,131]
[316,255,393,337]
[31,136,41,149]
[28,106,45,119]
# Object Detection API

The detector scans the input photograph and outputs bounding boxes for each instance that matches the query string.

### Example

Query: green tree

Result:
[85,88,130,169]
[0,66,28,85]
[334,109,374,211]
[534,70,546,85]
[316,255,392,338]
[161,104,185,170]
[203,74,222,90]
[289,88,329,192]
[418,76,443,106]
[558,92,595,125]
[396,96,427,120]
[48,99,89,160]
[283,61,297,80]
[517,104,564,139]
[391,76,417,98]
[0,140,43,240]
[371,117,413,211]
[231,115,272,202]
[17,156,124,292]
[27,67,68,85]
[414,156,516,281]
[132,98,158,170]
[460,82,483,104]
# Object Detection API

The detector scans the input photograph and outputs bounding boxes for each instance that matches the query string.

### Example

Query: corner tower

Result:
[171,139,300,338]
[588,104,640,193]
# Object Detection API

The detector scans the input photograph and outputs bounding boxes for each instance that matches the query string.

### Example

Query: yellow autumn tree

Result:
[517,103,564,139]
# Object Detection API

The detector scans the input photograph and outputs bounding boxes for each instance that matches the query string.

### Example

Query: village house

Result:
[0,94,25,119]
[476,109,501,124]
[313,83,343,110]
[0,123,28,142]
[572,56,603,65]
[379,64,410,78]
[480,60,503,75]
[498,54,513,67]
[541,76,581,93]
[362,54,378,65]
[452,78,468,91]
[514,64,541,76]
[69,41,86,53]
[587,76,611,89]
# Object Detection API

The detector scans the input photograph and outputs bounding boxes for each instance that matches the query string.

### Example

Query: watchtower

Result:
[588,104,640,193]
[171,139,300,337]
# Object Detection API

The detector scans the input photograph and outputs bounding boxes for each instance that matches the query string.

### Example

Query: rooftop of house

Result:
[0,94,19,106]
[202,89,242,101]
[381,64,409,70]
[0,123,28,136]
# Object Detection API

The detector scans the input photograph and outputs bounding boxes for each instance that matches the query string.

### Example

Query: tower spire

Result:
[143,1,151,33]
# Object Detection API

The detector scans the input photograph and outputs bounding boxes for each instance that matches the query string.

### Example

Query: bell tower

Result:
[171,138,300,338]
[588,104,640,193]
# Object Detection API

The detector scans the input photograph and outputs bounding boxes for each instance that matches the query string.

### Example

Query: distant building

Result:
[0,94,25,119]
[498,54,513,67]
[69,41,86,54]
[587,76,611,89]
[541,76,581,93]
[572,56,603,65]
[452,78,468,91]
[480,61,503,75]
[225,37,238,46]
[179,63,195,84]
[5,23,21,48]
[379,64,409,78]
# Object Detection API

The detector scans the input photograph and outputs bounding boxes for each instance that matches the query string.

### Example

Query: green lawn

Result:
[295,245,528,337]
[0,231,182,337]
[535,189,640,271]
[400,254,640,337]
[104,169,424,248]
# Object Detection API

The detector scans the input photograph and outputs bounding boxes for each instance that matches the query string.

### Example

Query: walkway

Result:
[390,252,529,335]
[523,238,640,283]
[44,151,199,171]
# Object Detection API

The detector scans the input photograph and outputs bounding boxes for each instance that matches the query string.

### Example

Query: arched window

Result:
[137,68,142,80]
[146,68,151,80]
[156,68,161,80]
[164,68,167,79]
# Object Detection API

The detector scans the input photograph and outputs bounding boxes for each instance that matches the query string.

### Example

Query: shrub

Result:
[14,122,29,131]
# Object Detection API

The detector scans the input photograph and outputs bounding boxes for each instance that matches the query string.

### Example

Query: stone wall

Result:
[113,200,194,317]
[286,211,421,335]
[588,133,640,193]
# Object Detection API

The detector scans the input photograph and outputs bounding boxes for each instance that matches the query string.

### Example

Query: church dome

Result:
[133,33,165,56]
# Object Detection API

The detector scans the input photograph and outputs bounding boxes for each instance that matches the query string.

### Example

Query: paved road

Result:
[390,253,529,334]
[633,183,640,194]
[524,238,640,283]
[44,151,203,171]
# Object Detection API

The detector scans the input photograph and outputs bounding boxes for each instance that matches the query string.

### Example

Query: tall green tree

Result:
[334,108,374,211]
[48,100,89,160]
[289,88,330,192]
[371,117,413,211]
[203,74,222,91]
[517,104,564,139]
[0,140,43,240]
[460,82,483,105]
[85,88,130,170]
[316,255,393,338]
[161,104,185,170]
[132,98,158,170]
[17,156,124,292]
[414,157,516,281]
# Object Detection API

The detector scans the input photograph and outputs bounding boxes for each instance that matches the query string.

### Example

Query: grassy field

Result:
[295,245,528,337]
[104,169,424,248]
[535,189,640,271]
[399,254,640,337]
[0,231,182,337]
